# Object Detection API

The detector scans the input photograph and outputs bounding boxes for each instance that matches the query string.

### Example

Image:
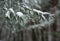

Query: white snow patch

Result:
[33,9,44,14]
[5,8,16,18]
[43,12,50,14]
[16,12,24,17]
[23,4,32,10]
[4,7,8,11]
[9,8,15,16]
[35,0,37,3]
[5,11,10,18]
[25,5,31,10]
[33,9,49,21]
[33,9,50,15]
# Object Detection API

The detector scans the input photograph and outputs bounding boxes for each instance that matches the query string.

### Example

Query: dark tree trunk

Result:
[50,0,58,41]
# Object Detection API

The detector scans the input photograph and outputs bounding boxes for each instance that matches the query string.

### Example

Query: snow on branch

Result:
[5,8,15,17]
[16,12,24,17]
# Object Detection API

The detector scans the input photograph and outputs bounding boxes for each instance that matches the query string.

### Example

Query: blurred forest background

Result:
[0,0,60,41]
